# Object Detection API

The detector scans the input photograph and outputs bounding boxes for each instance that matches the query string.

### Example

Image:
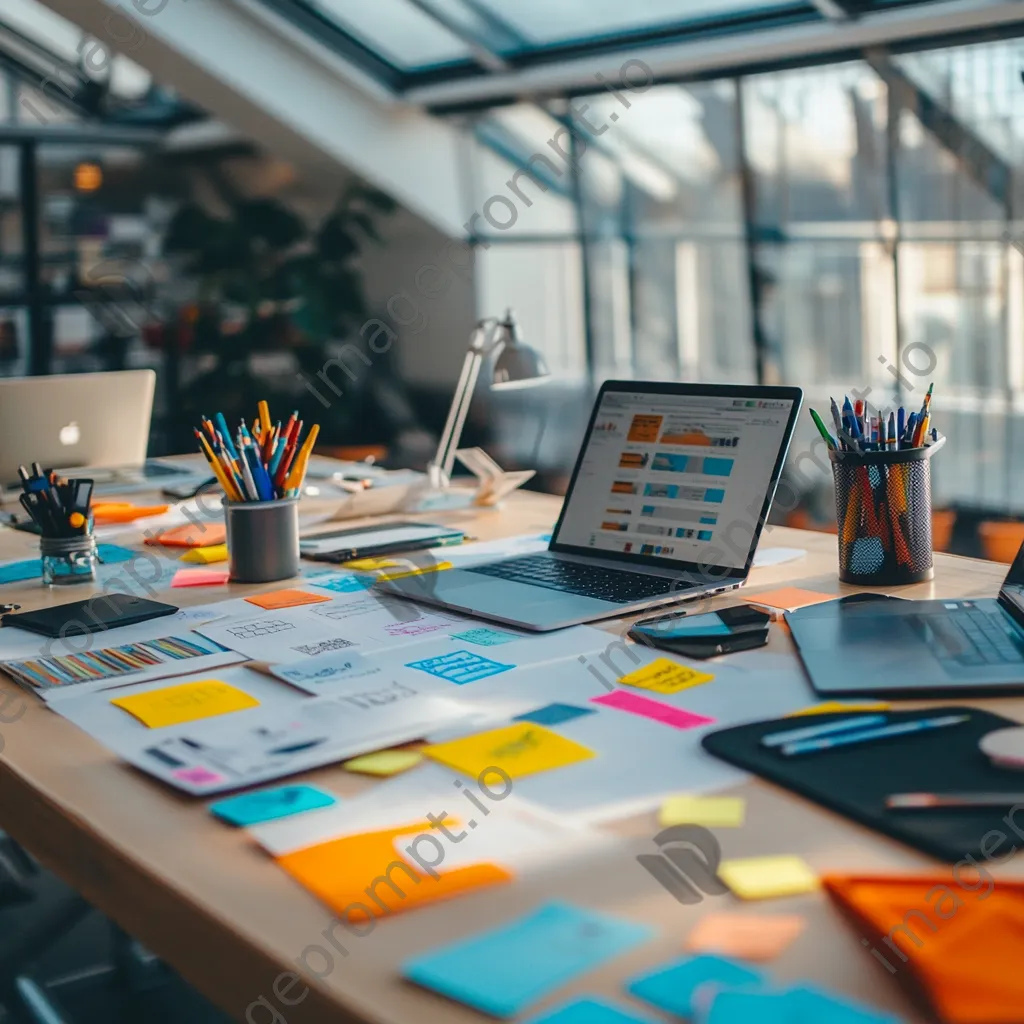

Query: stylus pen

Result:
[780,715,970,757]
[887,792,1024,810]
[761,715,888,749]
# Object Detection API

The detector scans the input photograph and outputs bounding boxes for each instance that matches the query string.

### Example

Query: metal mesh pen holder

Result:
[830,437,945,586]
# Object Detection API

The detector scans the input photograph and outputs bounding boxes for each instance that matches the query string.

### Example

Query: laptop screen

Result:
[553,388,797,572]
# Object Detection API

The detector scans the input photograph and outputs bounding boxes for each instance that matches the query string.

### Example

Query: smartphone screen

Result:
[633,604,770,641]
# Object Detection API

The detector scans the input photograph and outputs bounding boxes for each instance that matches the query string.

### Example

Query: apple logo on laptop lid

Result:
[58,421,81,447]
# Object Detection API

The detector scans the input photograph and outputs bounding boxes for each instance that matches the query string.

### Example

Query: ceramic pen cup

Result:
[225,497,300,583]
[830,437,944,586]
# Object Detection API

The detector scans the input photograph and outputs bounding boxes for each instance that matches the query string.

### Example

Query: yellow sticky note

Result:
[111,679,259,729]
[718,855,819,901]
[659,795,746,828]
[788,701,891,718]
[343,750,423,776]
[343,557,401,571]
[180,543,229,564]
[375,561,453,582]
[686,913,806,961]
[423,723,594,781]
[619,657,714,695]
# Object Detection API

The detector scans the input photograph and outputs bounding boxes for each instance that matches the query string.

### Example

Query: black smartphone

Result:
[629,604,771,658]
[651,630,769,659]
[1,594,178,638]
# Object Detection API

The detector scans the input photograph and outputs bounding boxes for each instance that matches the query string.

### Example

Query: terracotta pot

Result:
[979,521,1024,564]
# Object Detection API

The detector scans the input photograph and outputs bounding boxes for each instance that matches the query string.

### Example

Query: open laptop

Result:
[788,541,1024,696]
[0,370,189,497]
[378,380,804,631]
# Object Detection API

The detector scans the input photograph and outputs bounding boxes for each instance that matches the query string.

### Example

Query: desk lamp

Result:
[428,310,549,489]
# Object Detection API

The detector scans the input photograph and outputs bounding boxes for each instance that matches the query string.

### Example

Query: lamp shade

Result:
[491,341,550,390]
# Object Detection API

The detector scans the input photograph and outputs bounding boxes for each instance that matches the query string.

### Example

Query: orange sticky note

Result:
[245,589,330,610]
[276,820,511,919]
[171,568,230,588]
[746,588,835,613]
[686,913,806,961]
[145,522,227,548]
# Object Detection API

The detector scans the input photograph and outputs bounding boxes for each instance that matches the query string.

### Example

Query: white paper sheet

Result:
[53,667,479,795]
[194,593,472,661]
[753,546,807,568]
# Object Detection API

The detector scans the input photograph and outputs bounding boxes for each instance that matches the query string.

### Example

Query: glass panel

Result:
[475,242,586,377]
[0,307,28,377]
[464,106,578,238]
[306,0,472,68]
[469,0,806,47]
[0,146,22,300]
[744,61,892,229]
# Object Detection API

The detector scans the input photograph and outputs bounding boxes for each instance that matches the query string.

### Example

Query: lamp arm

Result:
[432,319,504,482]
[435,348,483,479]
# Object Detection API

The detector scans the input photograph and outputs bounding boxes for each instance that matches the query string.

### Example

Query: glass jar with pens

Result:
[194,401,319,583]
[15,464,97,586]
[810,385,945,586]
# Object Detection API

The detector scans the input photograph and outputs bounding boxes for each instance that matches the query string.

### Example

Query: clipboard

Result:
[701,706,1024,862]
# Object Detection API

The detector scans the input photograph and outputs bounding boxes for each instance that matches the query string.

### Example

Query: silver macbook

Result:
[0,370,159,494]
[378,380,804,631]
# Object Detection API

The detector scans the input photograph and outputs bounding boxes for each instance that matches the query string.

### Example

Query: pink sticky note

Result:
[172,766,224,787]
[592,689,716,730]
[171,568,230,588]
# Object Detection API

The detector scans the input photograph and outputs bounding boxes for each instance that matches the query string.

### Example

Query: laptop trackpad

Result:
[384,572,614,629]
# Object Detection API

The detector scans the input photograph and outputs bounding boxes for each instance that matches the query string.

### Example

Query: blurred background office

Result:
[2,0,1024,558]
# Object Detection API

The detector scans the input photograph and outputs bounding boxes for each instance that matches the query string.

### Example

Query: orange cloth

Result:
[825,873,1024,1023]
[277,820,511,921]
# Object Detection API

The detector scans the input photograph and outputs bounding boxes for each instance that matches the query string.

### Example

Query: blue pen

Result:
[905,412,917,447]
[842,398,861,439]
[244,445,273,501]
[897,407,905,449]
[761,715,888,749]
[781,714,970,757]
[215,412,240,462]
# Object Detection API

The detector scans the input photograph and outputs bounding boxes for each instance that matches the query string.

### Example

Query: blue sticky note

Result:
[0,559,42,585]
[628,956,765,1017]
[705,990,798,1024]
[405,650,514,685]
[451,627,519,646]
[309,573,373,594]
[514,703,596,727]
[784,986,903,1023]
[209,785,336,827]
[528,997,657,1024]
[96,544,137,564]
[403,902,654,1019]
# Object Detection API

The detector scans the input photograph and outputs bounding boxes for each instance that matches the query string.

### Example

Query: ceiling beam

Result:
[407,0,1024,108]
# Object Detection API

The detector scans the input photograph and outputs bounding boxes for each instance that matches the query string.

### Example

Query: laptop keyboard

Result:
[933,607,1024,666]
[465,554,695,604]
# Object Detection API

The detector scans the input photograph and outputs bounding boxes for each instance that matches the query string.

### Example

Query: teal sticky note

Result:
[705,991,799,1024]
[784,986,903,1023]
[0,559,42,584]
[404,902,654,1019]
[96,544,137,564]
[528,998,657,1023]
[628,956,765,1017]
[209,785,336,827]
[450,627,520,646]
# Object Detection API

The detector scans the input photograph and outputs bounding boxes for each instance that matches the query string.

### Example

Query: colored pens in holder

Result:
[831,438,945,586]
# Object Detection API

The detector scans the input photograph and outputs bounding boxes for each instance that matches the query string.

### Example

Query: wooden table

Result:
[0,489,1017,1024]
